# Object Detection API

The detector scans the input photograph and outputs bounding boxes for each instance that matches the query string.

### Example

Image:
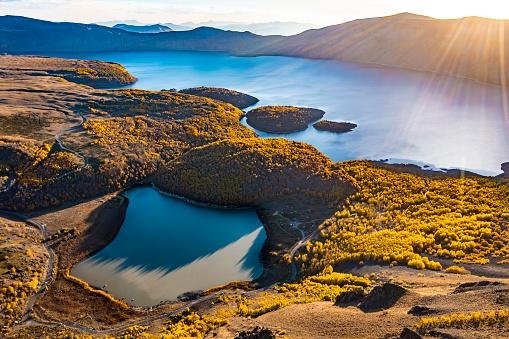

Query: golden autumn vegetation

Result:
[0,220,48,332]
[0,55,136,89]
[158,267,372,338]
[0,89,258,211]
[298,161,509,274]
[417,309,509,331]
[36,267,371,338]
[156,138,355,206]
[62,268,129,310]
[2,56,509,337]
[444,265,471,274]
[55,62,136,88]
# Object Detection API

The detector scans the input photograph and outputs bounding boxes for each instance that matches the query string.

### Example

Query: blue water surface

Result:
[47,50,509,175]
[61,50,509,305]
[73,187,266,306]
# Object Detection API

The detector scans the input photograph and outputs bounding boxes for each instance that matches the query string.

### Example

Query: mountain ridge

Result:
[113,23,173,33]
[1,13,509,85]
[0,15,280,53]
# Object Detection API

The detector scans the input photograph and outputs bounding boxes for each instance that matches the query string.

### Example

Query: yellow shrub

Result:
[444,265,471,274]
[418,309,509,330]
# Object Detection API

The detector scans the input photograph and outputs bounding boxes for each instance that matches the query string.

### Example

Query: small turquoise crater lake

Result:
[72,187,266,307]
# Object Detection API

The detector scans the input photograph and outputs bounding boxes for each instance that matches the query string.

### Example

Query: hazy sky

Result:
[1,0,509,25]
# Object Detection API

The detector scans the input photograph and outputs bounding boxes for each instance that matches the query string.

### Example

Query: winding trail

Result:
[0,109,89,193]
[20,294,219,335]
[53,110,89,180]
[0,108,88,328]
[1,207,222,336]
[5,212,317,335]
[287,221,322,281]
[3,104,323,334]
[0,210,57,323]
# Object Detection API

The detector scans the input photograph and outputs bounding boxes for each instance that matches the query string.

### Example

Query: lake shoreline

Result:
[70,184,272,307]
[33,50,508,174]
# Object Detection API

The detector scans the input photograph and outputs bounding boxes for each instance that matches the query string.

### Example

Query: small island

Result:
[180,87,259,109]
[246,106,325,134]
[313,120,357,133]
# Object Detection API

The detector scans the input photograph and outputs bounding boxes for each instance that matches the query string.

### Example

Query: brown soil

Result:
[30,194,128,267]
[216,266,509,338]
[27,194,141,329]
[0,55,136,88]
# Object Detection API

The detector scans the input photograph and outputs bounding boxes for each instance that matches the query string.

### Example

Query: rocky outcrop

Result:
[335,289,365,306]
[453,281,504,294]
[408,305,438,316]
[359,283,407,312]
[400,327,422,339]
[235,326,276,339]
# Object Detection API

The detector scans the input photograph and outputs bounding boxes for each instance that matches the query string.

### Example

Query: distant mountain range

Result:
[0,16,279,53]
[1,13,508,86]
[97,20,316,35]
[177,21,318,35]
[113,24,173,33]
[97,20,191,31]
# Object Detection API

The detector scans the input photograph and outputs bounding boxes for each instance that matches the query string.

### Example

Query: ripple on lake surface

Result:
[72,187,266,306]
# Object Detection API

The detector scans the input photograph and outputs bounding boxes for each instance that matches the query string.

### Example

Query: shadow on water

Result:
[94,187,262,273]
[72,187,266,305]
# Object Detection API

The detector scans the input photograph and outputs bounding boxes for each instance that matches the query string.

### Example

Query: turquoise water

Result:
[48,50,509,175]
[59,50,508,305]
[72,187,266,306]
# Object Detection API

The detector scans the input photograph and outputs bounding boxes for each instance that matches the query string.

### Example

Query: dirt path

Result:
[0,210,57,322]
[53,110,89,180]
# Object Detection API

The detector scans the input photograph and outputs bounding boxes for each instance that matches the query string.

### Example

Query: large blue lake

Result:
[50,50,508,175]
[72,187,266,306]
[63,50,508,305]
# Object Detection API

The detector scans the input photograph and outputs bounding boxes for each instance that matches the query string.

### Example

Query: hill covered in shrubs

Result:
[156,138,355,206]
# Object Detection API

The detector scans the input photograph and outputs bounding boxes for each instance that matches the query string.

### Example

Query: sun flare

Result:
[424,0,509,19]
